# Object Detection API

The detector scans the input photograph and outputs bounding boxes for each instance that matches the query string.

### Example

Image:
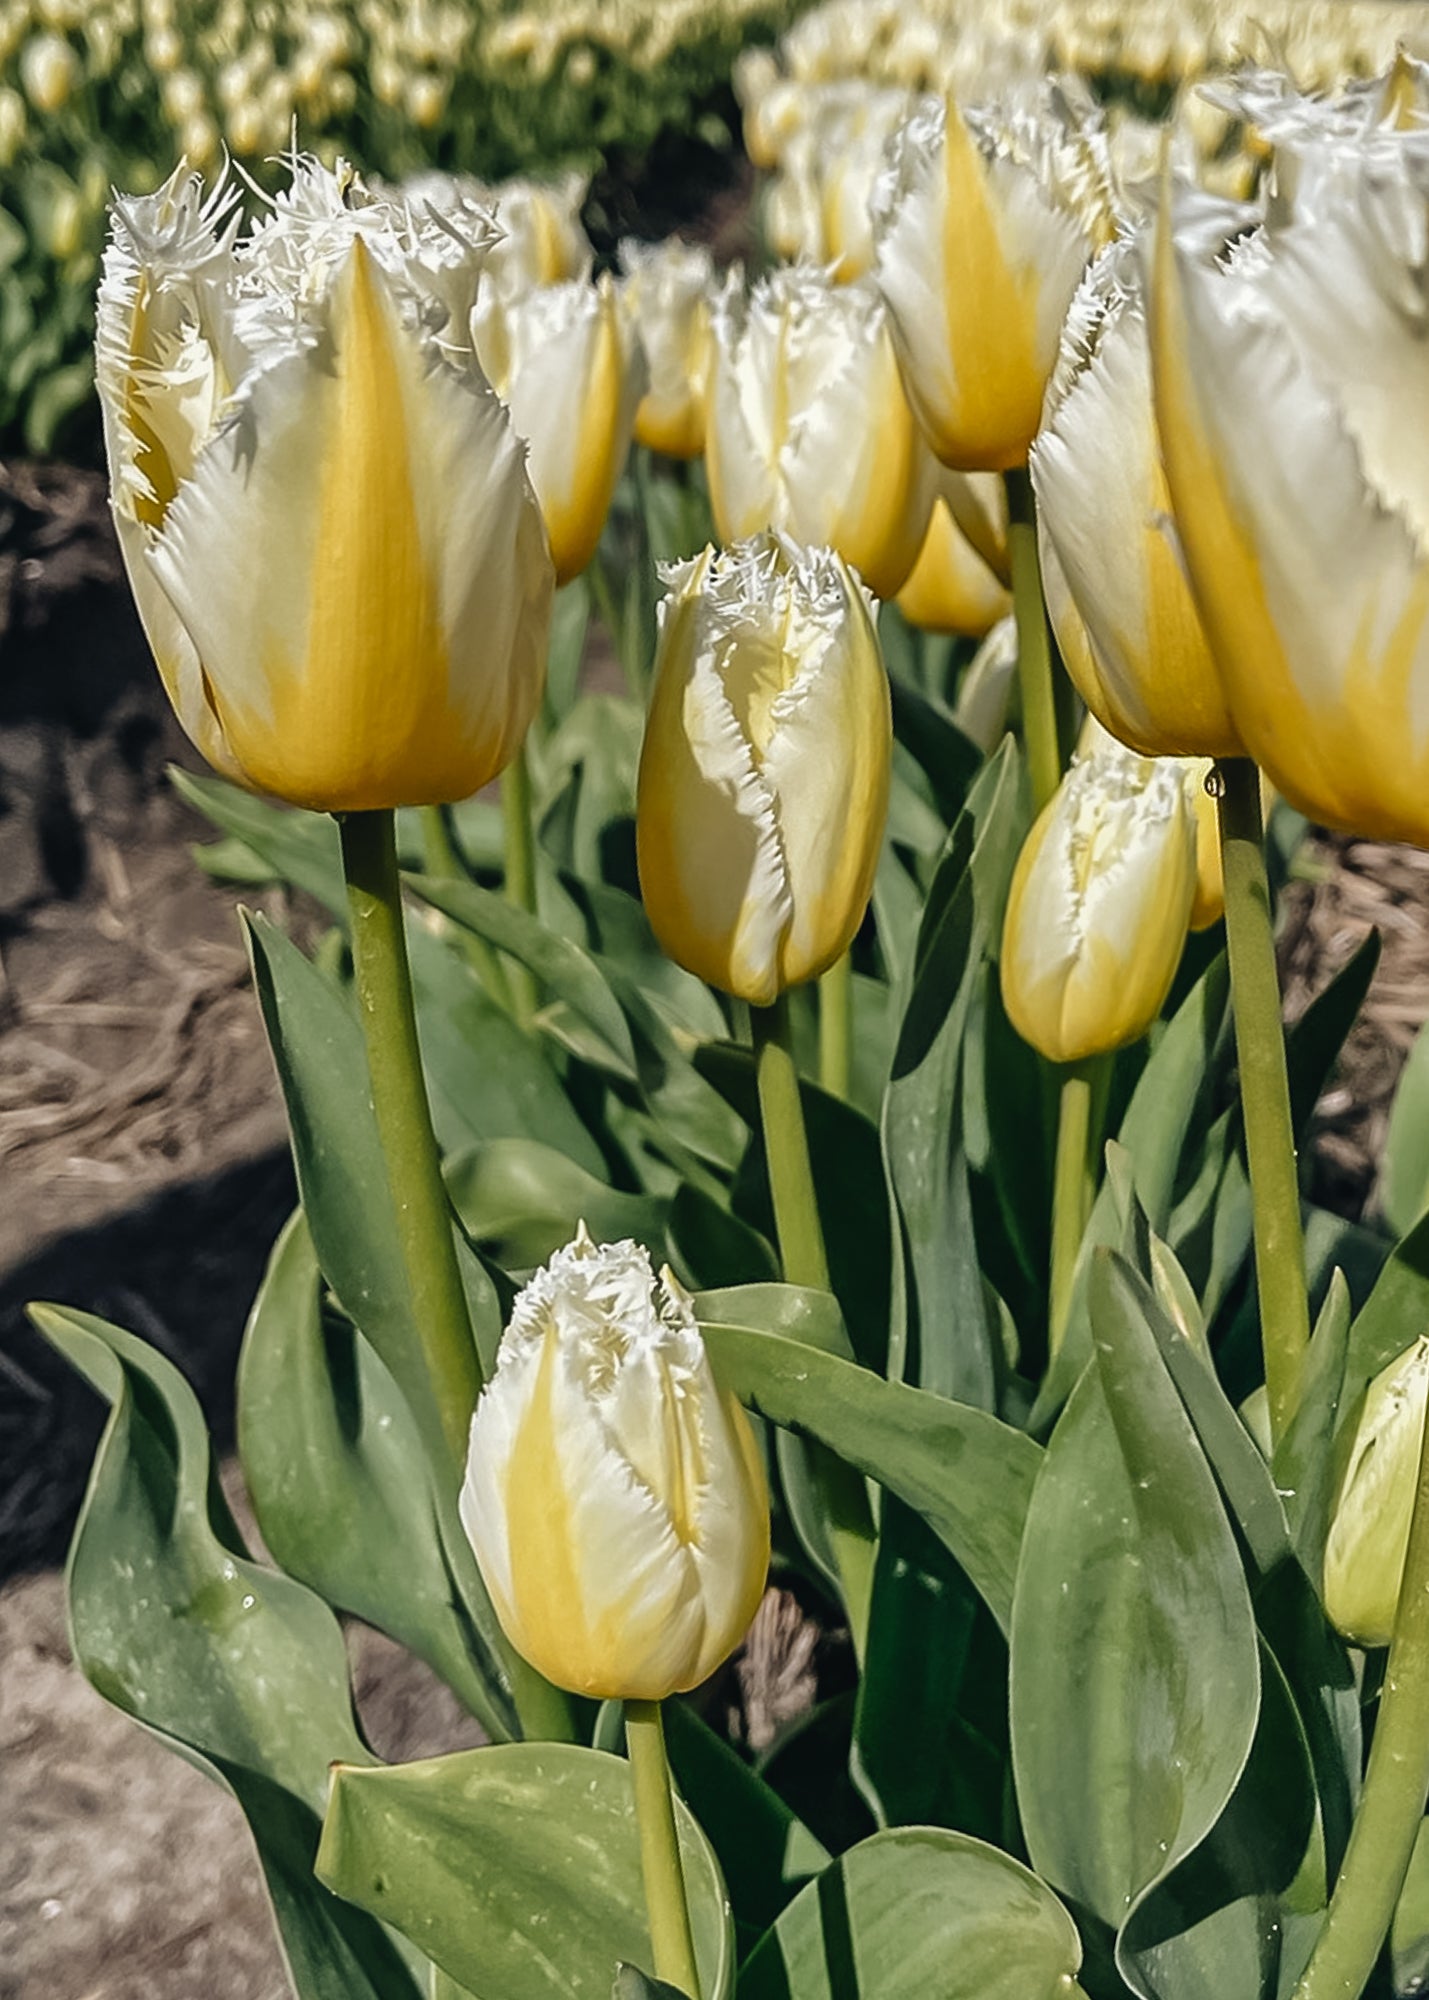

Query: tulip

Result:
[871,84,1113,471]
[953,615,1019,754]
[97,159,552,812]
[1149,118,1429,844]
[1031,233,1240,760]
[20,31,77,113]
[706,267,927,599]
[1001,737,1198,1064]
[620,235,715,462]
[1324,1339,1429,1647]
[459,1226,770,1700]
[897,489,1012,638]
[637,533,890,1006]
[480,170,591,302]
[478,274,646,586]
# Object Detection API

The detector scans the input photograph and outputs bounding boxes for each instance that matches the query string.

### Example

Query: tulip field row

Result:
[22,2,1429,1999]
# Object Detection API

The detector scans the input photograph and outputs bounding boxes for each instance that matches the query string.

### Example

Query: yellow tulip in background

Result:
[637,532,891,1006]
[459,1226,770,1700]
[706,266,927,599]
[619,235,716,461]
[897,487,1012,638]
[477,272,647,586]
[1031,233,1240,759]
[1150,121,1429,845]
[1001,734,1199,1064]
[1324,1339,1429,1648]
[871,83,1112,471]
[95,159,553,812]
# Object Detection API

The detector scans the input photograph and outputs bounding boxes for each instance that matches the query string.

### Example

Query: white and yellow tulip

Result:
[620,235,716,462]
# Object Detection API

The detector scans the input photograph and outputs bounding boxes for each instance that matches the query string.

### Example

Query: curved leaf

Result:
[444,1138,667,1271]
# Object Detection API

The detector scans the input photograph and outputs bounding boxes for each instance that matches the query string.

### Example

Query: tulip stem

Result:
[1215,758,1308,1446]
[1049,1060,1102,1358]
[419,804,514,1010]
[819,953,853,1101]
[1291,1395,1429,2000]
[626,1699,701,2000]
[752,996,876,1662]
[501,745,541,1028]
[1005,467,1062,816]
[339,808,482,1474]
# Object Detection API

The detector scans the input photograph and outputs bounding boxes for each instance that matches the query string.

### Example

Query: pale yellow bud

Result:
[1324,1340,1429,1647]
[20,32,78,113]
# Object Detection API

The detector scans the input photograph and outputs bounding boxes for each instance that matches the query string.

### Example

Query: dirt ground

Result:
[4,449,1429,1998]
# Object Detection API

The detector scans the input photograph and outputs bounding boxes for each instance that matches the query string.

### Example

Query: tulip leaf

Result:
[738,1828,1086,2000]
[29,1302,421,2000]
[405,870,639,1082]
[699,1321,1040,1636]
[1392,1820,1429,2000]
[170,765,345,906]
[882,740,1026,1407]
[1272,1269,1352,1573]
[317,1745,733,2000]
[1285,929,1381,1141]
[563,875,729,1044]
[887,675,984,825]
[665,1185,780,1292]
[236,1212,516,1741]
[1383,1015,1429,1238]
[613,1970,687,2000]
[1010,1251,1260,1932]
[444,1137,667,1271]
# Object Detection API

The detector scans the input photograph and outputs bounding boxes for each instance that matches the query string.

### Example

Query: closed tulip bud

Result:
[1149,110,1429,844]
[459,1227,770,1700]
[97,160,552,810]
[637,533,890,1006]
[707,267,927,599]
[20,31,77,112]
[0,87,25,167]
[871,84,1113,471]
[482,170,590,302]
[619,235,715,462]
[954,614,1019,753]
[897,490,1012,637]
[1324,1338,1429,1647]
[1001,738,1197,1063]
[1032,234,1240,760]
[478,275,646,586]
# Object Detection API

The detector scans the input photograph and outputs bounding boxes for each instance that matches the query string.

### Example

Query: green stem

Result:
[626,1699,701,1999]
[1049,1063,1098,1358]
[1215,758,1309,1446]
[419,804,513,1010]
[751,996,876,1661]
[819,953,852,1101]
[339,810,482,1476]
[501,745,540,1028]
[1004,466,1062,816]
[1292,1396,1429,2000]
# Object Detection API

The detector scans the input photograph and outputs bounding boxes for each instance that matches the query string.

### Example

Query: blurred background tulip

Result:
[1001,734,1199,1063]
[897,483,1013,637]
[96,159,553,812]
[871,82,1113,471]
[460,1227,769,1700]
[620,235,716,461]
[1031,233,1241,759]
[1150,118,1429,845]
[1324,1338,1429,1647]
[637,532,891,1005]
[706,265,928,597]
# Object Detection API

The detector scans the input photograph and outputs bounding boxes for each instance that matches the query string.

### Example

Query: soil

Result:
[3,450,1429,1998]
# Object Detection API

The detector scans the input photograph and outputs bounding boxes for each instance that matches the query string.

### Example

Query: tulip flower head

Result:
[97,158,553,811]
[1324,1337,1429,1647]
[459,1227,770,1700]
[1150,109,1429,844]
[897,488,1012,638]
[706,266,928,598]
[1001,735,1198,1064]
[619,235,716,462]
[637,533,891,1006]
[871,82,1114,471]
[1031,233,1240,759]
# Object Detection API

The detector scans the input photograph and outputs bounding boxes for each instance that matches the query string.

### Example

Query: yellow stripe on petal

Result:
[545,293,626,585]
[503,1331,595,1687]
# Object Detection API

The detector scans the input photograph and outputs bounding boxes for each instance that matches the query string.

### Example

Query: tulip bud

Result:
[637,533,891,1006]
[871,84,1113,472]
[619,235,715,462]
[1324,1339,1429,1648]
[1001,738,1198,1064]
[1031,235,1241,760]
[482,171,590,303]
[706,266,927,599]
[96,159,552,810]
[20,31,77,113]
[459,1227,770,1700]
[0,86,25,168]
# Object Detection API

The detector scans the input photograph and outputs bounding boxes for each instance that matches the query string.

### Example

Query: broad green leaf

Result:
[444,1138,666,1271]
[1010,1253,1259,1931]
[739,1828,1085,2000]
[1273,1270,1352,1575]
[563,876,728,1043]
[405,871,638,1082]
[236,1214,515,1741]
[665,1185,779,1293]
[317,1745,733,2000]
[31,1304,419,2000]
[1253,1560,1360,1890]
[1384,1017,1429,1238]
[171,766,344,905]
[699,1322,1040,1635]
[888,675,984,825]
[537,693,643,881]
